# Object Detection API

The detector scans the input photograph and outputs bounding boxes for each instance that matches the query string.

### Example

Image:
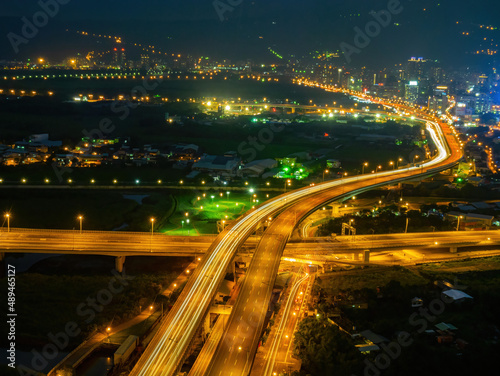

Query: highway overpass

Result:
[126,94,463,376]
[2,229,499,268]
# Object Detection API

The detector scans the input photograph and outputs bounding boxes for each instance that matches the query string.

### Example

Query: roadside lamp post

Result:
[322,169,329,181]
[77,215,83,234]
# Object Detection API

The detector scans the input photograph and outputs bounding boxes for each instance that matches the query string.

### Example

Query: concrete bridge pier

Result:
[450,246,458,253]
[203,311,212,340]
[226,257,236,282]
[203,305,233,339]
[363,250,370,264]
[115,256,126,273]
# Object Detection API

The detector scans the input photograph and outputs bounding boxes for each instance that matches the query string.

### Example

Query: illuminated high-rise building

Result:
[405,81,419,104]
[406,57,428,81]
[113,47,126,68]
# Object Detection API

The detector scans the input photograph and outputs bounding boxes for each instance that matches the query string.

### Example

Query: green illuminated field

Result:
[162,190,277,235]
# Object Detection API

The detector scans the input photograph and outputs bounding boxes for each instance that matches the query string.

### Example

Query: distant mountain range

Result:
[0,0,497,69]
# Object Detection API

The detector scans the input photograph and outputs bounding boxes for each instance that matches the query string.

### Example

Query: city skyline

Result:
[1,2,500,376]
[0,0,498,69]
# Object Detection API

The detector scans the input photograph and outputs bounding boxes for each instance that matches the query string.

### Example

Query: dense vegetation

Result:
[293,318,363,375]
[318,206,455,236]
[292,260,500,375]
[0,255,190,349]
[0,190,175,231]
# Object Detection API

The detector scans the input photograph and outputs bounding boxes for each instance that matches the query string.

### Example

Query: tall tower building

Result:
[113,47,126,68]
[406,57,428,81]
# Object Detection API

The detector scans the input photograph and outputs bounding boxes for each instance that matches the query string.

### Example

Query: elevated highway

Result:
[205,120,461,375]
[1,229,499,259]
[127,99,463,376]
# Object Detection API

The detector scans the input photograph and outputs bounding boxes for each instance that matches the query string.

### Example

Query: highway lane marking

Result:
[151,117,454,374]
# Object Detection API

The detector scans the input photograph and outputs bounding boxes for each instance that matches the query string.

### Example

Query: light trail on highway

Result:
[129,95,462,376]
[261,274,308,376]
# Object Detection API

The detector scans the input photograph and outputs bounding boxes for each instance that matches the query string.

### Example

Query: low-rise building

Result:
[192,154,241,177]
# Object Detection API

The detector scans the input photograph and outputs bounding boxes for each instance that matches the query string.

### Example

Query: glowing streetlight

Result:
[284,179,291,192]
[322,169,329,181]
[5,213,11,232]
[362,162,368,174]
[77,215,83,234]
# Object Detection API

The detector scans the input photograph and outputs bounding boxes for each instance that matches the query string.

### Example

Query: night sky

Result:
[0,0,498,68]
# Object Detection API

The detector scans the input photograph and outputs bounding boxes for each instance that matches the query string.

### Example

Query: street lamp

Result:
[397,157,403,168]
[457,215,463,231]
[5,213,10,232]
[77,215,83,234]
[322,169,329,181]
[362,162,368,174]
[150,218,156,252]
[389,161,395,170]
[284,179,291,192]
